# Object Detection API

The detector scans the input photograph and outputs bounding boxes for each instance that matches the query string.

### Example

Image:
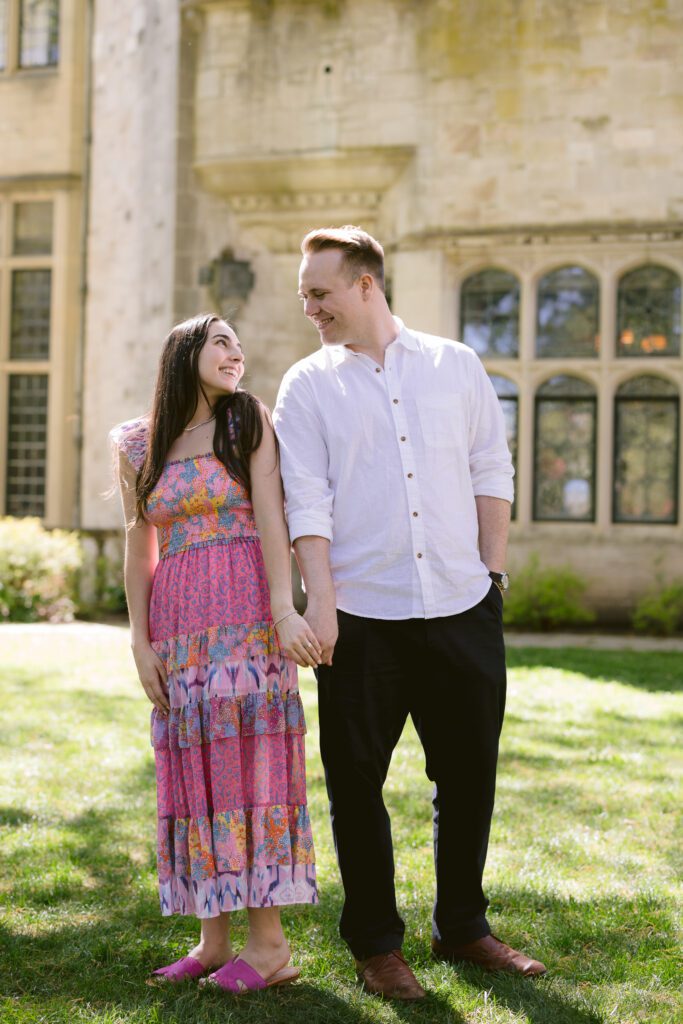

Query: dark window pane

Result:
[0,0,8,70]
[488,373,519,399]
[537,374,596,398]
[461,269,520,358]
[617,264,681,358]
[614,375,679,523]
[488,374,518,520]
[5,374,49,517]
[10,269,51,359]
[534,375,596,520]
[617,374,678,399]
[19,0,59,67]
[536,265,600,358]
[13,201,53,255]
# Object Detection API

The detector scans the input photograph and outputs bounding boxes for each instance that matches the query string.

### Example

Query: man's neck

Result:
[345,312,400,367]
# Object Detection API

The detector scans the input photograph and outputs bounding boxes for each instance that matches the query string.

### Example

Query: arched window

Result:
[617,265,681,358]
[460,268,520,358]
[534,376,597,521]
[488,374,518,519]
[613,376,679,523]
[536,266,600,358]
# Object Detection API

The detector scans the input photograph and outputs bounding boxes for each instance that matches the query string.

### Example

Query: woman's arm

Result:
[116,451,169,714]
[250,405,322,669]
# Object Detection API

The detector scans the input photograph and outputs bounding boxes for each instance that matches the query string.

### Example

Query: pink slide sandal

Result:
[146,955,208,985]
[201,957,300,994]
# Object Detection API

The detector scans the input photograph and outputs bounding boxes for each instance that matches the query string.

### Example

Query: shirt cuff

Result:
[472,483,515,503]
[287,513,334,544]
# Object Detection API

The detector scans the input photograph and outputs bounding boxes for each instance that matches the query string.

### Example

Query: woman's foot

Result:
[187,938,233,971]
[234,936,291,985]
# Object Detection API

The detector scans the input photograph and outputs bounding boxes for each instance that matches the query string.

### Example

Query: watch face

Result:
[490,571,509,591]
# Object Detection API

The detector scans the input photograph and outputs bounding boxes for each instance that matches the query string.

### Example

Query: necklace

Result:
[184,414,215,433]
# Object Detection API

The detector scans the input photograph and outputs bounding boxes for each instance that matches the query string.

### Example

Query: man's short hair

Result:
[301,225,385,292]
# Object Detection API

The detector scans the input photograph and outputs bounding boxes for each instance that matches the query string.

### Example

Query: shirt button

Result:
[416,552,423,559]
[407,472,414,478]
[400,435,406,442]
[375,367,381,373]
[393,398,399,404]
[412,511,418,517]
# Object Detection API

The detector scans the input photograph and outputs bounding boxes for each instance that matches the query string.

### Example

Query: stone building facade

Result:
[1,0,682,617]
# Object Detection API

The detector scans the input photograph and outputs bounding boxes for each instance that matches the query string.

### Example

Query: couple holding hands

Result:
[113,225,545,1000]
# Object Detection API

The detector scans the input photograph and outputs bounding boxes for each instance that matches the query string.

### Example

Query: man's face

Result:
[298,249,366,345]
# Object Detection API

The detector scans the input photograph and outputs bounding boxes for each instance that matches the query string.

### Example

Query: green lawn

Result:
[0,625,681,1024]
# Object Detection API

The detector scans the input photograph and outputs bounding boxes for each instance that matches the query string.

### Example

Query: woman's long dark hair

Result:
[135,313,263,522]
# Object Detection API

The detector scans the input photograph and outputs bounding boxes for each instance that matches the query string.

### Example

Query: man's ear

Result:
[359,273,374,300]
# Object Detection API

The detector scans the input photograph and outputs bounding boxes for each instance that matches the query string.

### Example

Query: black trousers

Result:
[316,584,507,960]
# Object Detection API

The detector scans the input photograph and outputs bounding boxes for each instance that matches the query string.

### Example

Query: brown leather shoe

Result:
[355,949,426,1000]
[432,934,547,977]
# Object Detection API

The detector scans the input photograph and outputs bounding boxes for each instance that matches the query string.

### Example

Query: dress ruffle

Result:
[159,863,318,917]
[151,689,307,749]
[151,621,280,674]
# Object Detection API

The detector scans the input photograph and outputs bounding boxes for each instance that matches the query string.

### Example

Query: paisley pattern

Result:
[111,417,317,917]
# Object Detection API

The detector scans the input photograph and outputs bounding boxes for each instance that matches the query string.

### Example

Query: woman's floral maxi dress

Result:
[113,418,317,917]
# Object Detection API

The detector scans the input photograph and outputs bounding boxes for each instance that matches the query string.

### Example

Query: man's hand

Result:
[304,597,339,666]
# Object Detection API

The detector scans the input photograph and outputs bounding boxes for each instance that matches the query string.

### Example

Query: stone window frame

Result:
[534,262,601,360]
[0,191,57,520]
[612,370,680,525]
[616,263,682,359]
[459,266,521,359]
[451,250,683,532]
[0,0,60,73]
[532,373,598,523]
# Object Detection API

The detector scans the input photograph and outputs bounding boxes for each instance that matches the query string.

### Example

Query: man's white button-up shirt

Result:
[273,318,514,620]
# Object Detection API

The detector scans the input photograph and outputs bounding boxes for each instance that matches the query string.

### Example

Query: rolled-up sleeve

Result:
[466,353,515,503]
[273,366,335,542]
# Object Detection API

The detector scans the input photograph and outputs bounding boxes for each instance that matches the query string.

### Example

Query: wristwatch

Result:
[489,570,510,593]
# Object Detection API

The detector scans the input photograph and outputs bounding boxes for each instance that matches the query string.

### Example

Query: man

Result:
[273,226,546,1000]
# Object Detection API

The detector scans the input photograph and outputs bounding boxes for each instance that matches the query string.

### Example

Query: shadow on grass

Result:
[1,867,679,1024]
[0,807,34,826]
[506,647,683,693]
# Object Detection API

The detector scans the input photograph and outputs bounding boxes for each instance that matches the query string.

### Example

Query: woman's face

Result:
[197,320,245,399]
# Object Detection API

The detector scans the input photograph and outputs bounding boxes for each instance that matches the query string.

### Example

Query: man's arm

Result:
[273,367,338,664]
[292,536,338,665]
[475,494,511,574]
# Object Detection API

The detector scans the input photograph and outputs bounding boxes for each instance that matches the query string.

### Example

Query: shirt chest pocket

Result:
[417,393,467,451]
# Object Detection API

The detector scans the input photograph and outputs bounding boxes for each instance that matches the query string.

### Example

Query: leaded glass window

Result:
[617,264,681,358]
[536,265,600,358]
[489,374,518,519]
[5,374,49,516]
[534,375,596,521]
[10,269,51,359]
[19,0,59,67]
[460,268,520,358]
[613,376,679,523]
[13,201,53,255]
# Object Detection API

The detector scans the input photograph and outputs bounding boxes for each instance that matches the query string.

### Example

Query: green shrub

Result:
[632,582,683,636]
[504,554,595,630]
[0,517,82,623]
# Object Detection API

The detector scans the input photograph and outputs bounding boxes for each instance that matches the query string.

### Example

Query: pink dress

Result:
[112,417,317,918]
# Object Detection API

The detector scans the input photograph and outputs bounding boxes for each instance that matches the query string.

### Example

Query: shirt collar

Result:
[332,316,419,363]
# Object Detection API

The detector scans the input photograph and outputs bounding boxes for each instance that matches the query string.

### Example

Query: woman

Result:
[112,314,320,994]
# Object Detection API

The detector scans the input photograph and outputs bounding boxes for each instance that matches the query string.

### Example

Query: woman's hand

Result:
[132,641,170,715]
[304,596,339,666]
[275,612,323,668]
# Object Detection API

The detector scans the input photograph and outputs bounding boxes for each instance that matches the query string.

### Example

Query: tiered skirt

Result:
[148,536,317,917]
